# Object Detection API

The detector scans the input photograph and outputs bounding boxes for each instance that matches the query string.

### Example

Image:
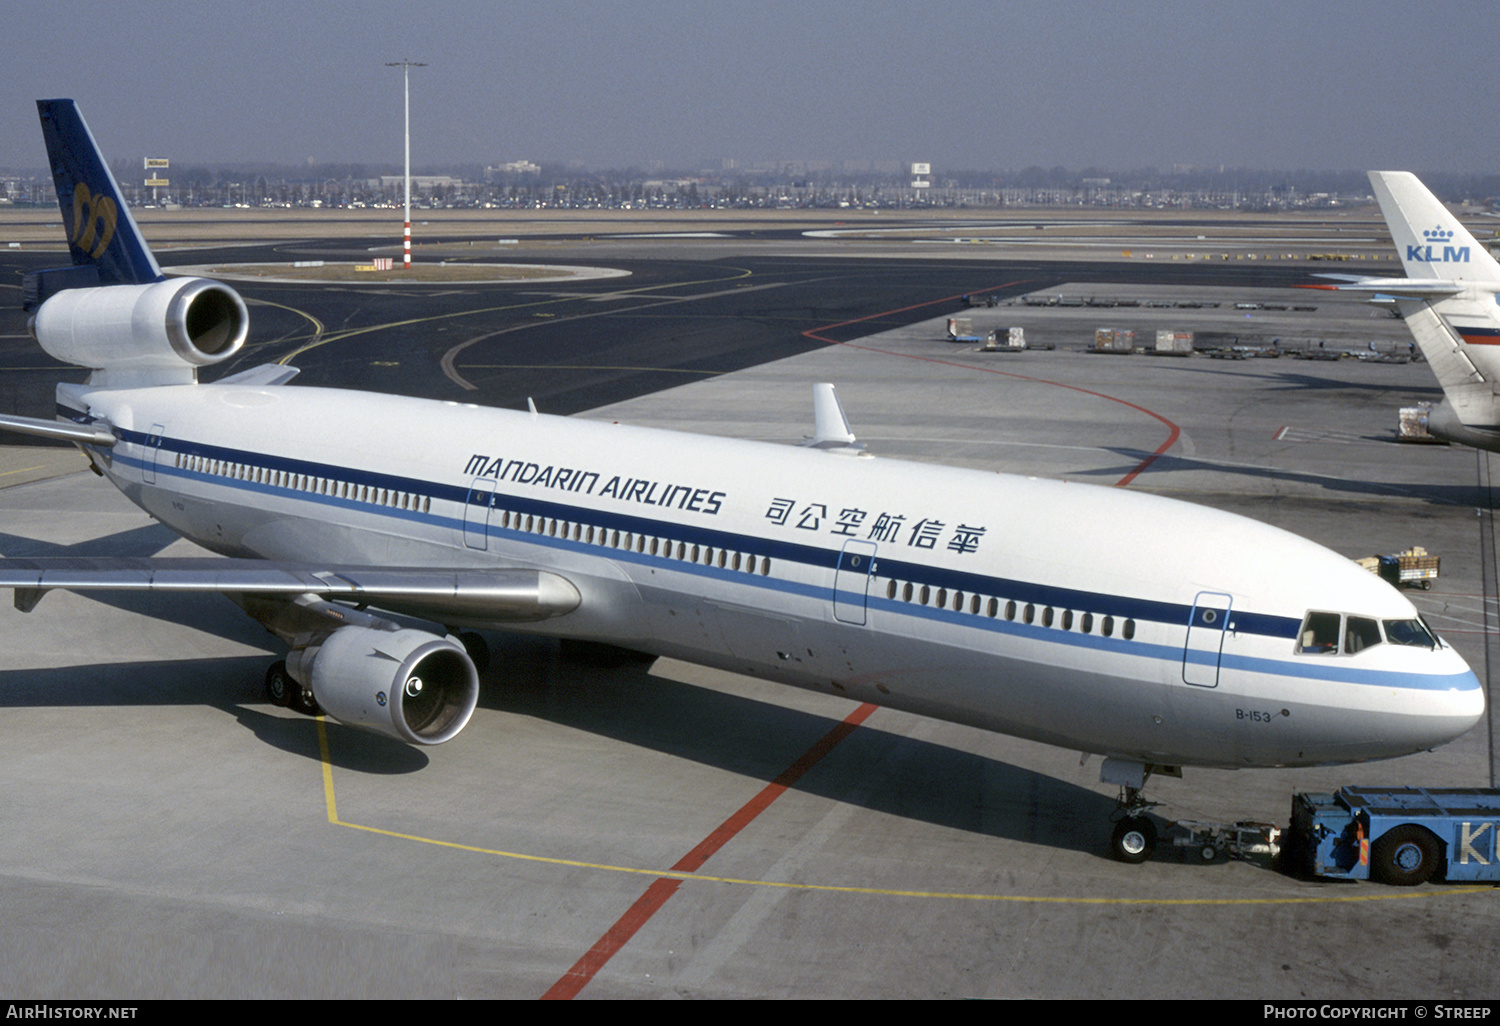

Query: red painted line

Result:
[542,701,879,999]
[798,282,1181,488]
[542,877,683,1001]
[542,281,1182,997]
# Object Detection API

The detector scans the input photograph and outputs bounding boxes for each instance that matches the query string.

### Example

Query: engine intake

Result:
[29,277,248,382]
[288,626,480,745]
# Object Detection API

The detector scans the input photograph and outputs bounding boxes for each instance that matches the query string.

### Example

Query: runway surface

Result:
[0,230,1316,419]
[0,238,1497,999]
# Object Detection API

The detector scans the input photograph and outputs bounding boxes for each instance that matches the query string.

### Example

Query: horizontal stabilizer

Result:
[215,364,301,387]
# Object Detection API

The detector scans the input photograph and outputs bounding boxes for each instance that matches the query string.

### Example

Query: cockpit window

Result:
[1344,616,1383,654]
[1384,617,1437,649]
[1298,611,1341,654]
[1299,611,1440,655]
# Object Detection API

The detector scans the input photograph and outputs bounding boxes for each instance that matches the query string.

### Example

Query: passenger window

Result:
[1298,611,1341,654]
[1344,616,1383,654]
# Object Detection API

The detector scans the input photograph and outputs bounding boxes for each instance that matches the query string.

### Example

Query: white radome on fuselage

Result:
[61,377,1483,770]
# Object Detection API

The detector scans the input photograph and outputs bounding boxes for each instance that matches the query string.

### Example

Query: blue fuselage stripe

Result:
[89,413,1319,654]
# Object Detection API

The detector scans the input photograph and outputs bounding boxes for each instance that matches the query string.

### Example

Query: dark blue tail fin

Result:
[36,99,162,288]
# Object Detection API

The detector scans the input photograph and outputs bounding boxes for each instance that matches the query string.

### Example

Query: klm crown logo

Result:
[1408,223,1470,264]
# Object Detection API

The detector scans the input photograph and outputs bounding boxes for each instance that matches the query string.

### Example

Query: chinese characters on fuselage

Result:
[764,497,986,554]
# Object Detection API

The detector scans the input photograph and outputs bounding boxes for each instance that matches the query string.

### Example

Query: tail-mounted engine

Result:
[285,626,480,746]
[28,277,248,386]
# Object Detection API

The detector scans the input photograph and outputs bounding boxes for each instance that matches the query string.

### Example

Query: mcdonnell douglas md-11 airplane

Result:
[0,101,1482,862]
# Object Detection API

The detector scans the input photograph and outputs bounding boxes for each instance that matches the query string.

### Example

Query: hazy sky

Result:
[3,0,1496,174]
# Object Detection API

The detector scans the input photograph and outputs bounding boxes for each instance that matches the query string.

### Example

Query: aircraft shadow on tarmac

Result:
[0,530,1249,864]
[1077,448,1494,509]
[0,624,1264,865]
[462,632,1203,863]
[0,522,182,559]
[0,651,434,768]
[1260,370,1444,399]
[1158,361,1446,399]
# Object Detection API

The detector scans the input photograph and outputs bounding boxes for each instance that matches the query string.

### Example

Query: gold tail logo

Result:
[70,183,117,259]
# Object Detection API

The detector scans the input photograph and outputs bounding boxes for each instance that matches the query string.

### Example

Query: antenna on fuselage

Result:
[800,383,867,455]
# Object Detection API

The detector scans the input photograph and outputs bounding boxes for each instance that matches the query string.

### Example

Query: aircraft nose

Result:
[1419,665,1485,747]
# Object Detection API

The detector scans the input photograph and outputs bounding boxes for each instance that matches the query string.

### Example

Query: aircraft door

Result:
[833,540,878,626]
[463,478,496,550]
[1183,591,1233,687]
[142,423,165,485]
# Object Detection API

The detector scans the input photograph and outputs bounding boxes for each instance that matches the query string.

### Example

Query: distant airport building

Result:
[373,175,462,190]
[488,160,541,176]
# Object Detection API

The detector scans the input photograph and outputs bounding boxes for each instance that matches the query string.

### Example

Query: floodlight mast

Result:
[385,59,427,269]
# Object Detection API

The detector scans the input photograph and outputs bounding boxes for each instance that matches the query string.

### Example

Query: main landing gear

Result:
[264,660,321,716]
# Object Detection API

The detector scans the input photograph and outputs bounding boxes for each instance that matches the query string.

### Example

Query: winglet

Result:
[35,98,163,287]
[800,383,866,454]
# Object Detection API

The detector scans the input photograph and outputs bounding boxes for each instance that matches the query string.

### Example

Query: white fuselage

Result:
[59,378,1483,770]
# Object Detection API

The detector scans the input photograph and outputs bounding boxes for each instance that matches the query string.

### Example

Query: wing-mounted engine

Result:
[28,276,249,387]
[284,625,480,746]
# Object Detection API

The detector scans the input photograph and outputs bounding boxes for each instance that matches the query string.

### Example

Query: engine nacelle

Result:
[29,277,248,382]
[289,626,480,745]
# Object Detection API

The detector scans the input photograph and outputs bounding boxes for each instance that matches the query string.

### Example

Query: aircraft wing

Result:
[1308,275,1464,299]
[0,558,580,620]
[0,412,116,446]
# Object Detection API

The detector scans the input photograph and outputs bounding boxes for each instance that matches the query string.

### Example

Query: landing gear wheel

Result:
[1371,825,1442,886]
[289,682,322,717]
[1199,843,1220,863]
[1112,816,1157,864]
[264,661,292,707]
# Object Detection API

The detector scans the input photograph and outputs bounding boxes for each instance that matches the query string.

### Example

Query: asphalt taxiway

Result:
[1,276,1496,999]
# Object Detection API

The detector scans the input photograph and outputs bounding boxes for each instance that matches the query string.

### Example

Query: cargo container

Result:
[982,327,1026,352]
[1093,328,1135,353]
[1153,330,1193,355]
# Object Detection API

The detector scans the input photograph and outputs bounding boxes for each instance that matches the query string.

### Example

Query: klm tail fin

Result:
[1369,171,1500,284]
[36,98,162,288]
[1347,171,1500,446]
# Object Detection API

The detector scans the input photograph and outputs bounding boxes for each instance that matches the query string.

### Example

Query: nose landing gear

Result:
[1110,778,1161,864]
[1111,810,1158,864]
[1103,758,1279,865]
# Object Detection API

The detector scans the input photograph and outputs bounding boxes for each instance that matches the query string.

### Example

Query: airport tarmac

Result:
[1,287,1498,1000]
